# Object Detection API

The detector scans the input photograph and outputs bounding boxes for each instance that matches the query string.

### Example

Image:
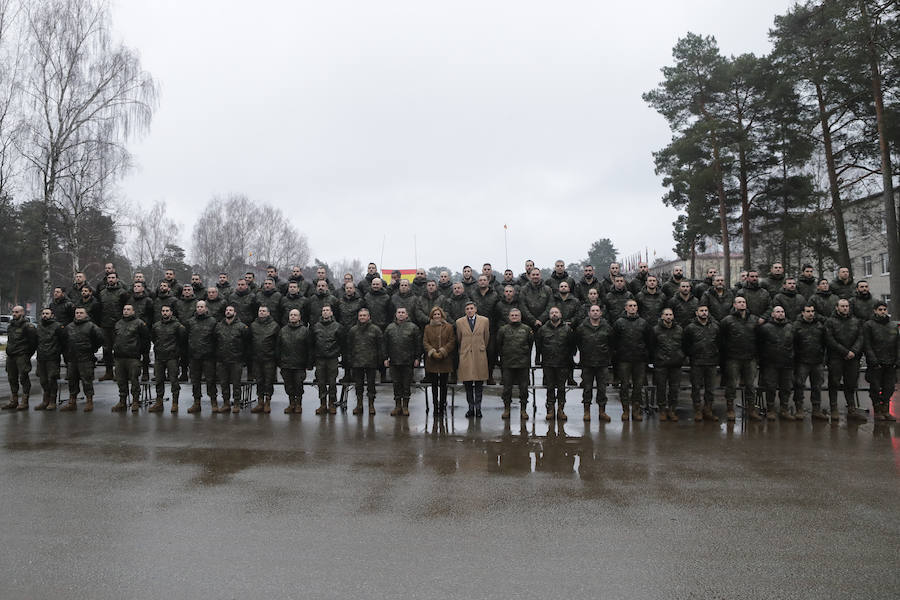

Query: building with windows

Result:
[841,188,899,303]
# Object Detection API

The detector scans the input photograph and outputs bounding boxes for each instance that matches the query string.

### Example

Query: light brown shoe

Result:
[170,401,179,414]
[520,404,529,420]
[16,395,29,411]
[232,402,241,414]
[84,397,93,412]
[2,394,18,410]
[778,408,796,421]
[111,401,126,412]
[352,401,362,415]
[621,404,630,422]
[694,407,703,422]
[557,407,567,421]
[748,408,762,422]
[251,399,265,413]
[148,398,164,413]
[847,408,868,422]
[811,408,829,421]
[501,404,511,419]
[598,411,611,422]
[367,400,375,415]
[187,400,202,414]
[59,397,77,412]
[702,405,718,422]
[631,404,643,421]
[659,408,669,422]
[264,397,272,414]
[583,406,591,421]
[669,408,679,422]
[546,406,555,421]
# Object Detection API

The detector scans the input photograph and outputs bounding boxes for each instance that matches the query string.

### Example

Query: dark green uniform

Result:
[151,315,185,403]
[535,320,575,413]
[793,316,827,416]
[62,316,103,401]
[214,317,249,409]
[758,317,795,416]
[311,318,345,411]
[35,317,64,408]
[496,321,533,409]
[719,310,758,415]
[651,320,684,414]
[683,317,720,416]
[346,321,384,410]
[825,311,863,415]
[613,314,652,417]
[384,319,422,412]
[576,318,614,412]
[249,315,280,402]
[3,316,37,407]
[862,314,900,418]
[112,315,149,409]
[186,313,218,408]
[278,322,313,412]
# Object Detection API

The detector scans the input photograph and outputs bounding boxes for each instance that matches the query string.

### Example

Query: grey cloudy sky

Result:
[113,0,794,274]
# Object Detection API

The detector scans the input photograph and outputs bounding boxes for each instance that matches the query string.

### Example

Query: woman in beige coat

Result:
[455,301,490,418]
[423,306,456,415]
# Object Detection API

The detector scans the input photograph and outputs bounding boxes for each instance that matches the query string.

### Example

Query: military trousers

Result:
[689,363,717,407]
[390,365,413,400]
[67,360,95,397]
[218,362,243,404]
[190,358,217,401]
[37,359,60,399]
[543,366,569,407]
[115,357,141,402]
[154,358,180,399]
[501,367,529,404]
[616,361,645,407]
[6,355,32,395]
[581,366,608,407]
[653,365,681,410]
[794,362,824,407]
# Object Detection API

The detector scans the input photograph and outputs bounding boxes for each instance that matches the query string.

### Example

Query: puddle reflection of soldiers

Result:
[535,421,576,474]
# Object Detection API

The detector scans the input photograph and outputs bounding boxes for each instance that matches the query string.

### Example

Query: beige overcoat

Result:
[455,314,490,381]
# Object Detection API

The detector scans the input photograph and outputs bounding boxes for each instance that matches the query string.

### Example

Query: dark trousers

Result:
[67,360,95,397]
[115,357,141,401]
[828,357,860,407]
[653,365,681,410]
[190,358,217,400]
[316,358,339,404]
[761,365,793,408]
[353,367,377,401]
[487,335,498,377]
[37,359,60,399]
[616,361,645,407]
[101,327,115,366]
[255,361,276,398]
[154,358,180,399]
[430,372,449,408]
[581,366,608,406]
[724,359,756,405]
[281,368,306,401]
[543,366,569,406]
[690,363,717,407]
[6,355,32,395]
[463,380,483,407]
[866,365,897,407]
[794,362,824,407]
[390,365,413,400]
[218,362,243,404]
[501,367,529,404]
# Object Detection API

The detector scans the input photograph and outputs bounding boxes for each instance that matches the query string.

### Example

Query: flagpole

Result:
[504,224,509,270]
[414,235,418,269]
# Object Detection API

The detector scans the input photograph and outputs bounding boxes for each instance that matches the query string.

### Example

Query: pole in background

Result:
[504,224,509,270]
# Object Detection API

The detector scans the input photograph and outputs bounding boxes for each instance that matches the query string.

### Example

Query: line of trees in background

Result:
[644,0,899,303]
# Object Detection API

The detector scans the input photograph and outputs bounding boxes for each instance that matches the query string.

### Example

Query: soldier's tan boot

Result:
[148,397,164,413]
[315,399,327,415]
[766,404,777,421]
[631,402,643,421]
[251,398,265,413]
[546,405,556,421]
[83,397,94,412]
[34,391,50,411]
[659,407,669,421]
[811,405,829,421]
[598,405,611,422]
[726,400,736,422]
[693,405,703,422]
[793,403,805,421]
[583,405,591,422]
[220,399,231,414]
[557,405,568,421]
[702,404,718,422]
[111,399,126,412]
[847,407,867,422]
[45,395,57,411]
[328,400,337,414]
[669,407,679,422]
[170,397,179,414]
[210,398,219,413]
[621,403,630,422]
[501,402,511,420]
[520,402,529,420]
[15,394,28,411]
[2,394,18,410]
[390,399,402,416]
[368,399,375,415]
[264,396,272,414]
[231,399,241,413]
[748,407,762,421]
[187,399,202,414]
[289,399,300,414]
[778,406,796,421]
[401,398,410,417]
[59,396,77,412]
[131,398,140,413]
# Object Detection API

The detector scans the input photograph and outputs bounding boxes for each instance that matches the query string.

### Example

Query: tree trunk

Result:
[738,134,751,271]
[815,82,852,273]
[862,0,900,312]
[709,128,732,286]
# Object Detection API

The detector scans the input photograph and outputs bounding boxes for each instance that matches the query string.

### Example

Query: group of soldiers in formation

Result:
[3,257,898,425]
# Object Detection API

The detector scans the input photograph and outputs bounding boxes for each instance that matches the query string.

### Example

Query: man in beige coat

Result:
[456,301,490,418]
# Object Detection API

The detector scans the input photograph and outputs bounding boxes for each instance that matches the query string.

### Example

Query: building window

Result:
[881,253,889,275]
[863,256,872,277]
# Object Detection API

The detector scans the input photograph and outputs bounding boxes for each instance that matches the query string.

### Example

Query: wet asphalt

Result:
[1,374,898,600]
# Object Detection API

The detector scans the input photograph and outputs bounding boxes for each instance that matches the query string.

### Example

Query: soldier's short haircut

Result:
[245,271,254,277]
[53,286,63,292]
[818,278,829,284]
[266,265,276,270]
[463,265,471,270]
[265,277,275,283]
[123,303,133,310]
[857,280,868,286]
[358,308,369,314]
[802,264,813,271]
[803,304,816,311]
[219,272,227,276]
[875,301,887,310]
[483,263,491,268]
[464,301,476,308]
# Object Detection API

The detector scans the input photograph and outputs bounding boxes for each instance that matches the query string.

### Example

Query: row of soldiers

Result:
[4,258,897,424]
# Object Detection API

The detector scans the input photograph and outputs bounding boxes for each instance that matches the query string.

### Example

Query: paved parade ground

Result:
[1,376,898,600]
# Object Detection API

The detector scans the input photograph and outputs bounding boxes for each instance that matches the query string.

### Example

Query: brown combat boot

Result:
[520,402,529,420]
[778,406,796,421]
[111,400,126,412]
[368,399,375,415]
[621,403,630,422]
[583,405,591,422]
[131,399,140,413]
[847,407,867,422]
[631,402,642,421]
[766,404,777,421]
[693,406,703,422]
[45,395,57,411]
[231,400,241,414]
[598,405,611,422]
[793,403,805,421]
[546,405,556,421]
[659,407,669,422]
[401,398,410,416]
[83,397,94,412]
[220,399,231,414]
[501,402,511,420]
[315,399,327,415]
[811,405,829,421]
[2,394,18,410]
[390,399,402,416]
[16,394,29,410]
[59,396,77,412]
[148,398,164,413]
[351,398,362,415]
[557,405,567,421]
[669,407,679,422]
[187,399,202,413]
[748,407,762,421]
[210,398,219,413]
[251,398,265,413]
[328,400,337,415]
[726,400,736,422]
[34,391,50,411]
[264,396,272,414]
[702,404,718,422]
[170,398,179,414]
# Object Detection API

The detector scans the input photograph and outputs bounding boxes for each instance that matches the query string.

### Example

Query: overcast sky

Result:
[112,0,795,274]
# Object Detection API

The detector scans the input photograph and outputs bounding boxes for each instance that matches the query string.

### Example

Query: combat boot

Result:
[34,391,50,411]
[231,399,241,413]
[401,398,410,416]
[583,404,591,422]
[546,404,555,421]
[100,366,115,381]
[501,401,511,420]
[659,407,668,422]
[793,403,805,421]
[631,402,642,421]
[220,399,231,414]
[111,399,126,412]
[693,405,703,422]
[315,398,327,415]
[702,404,717,422]
[251,398,265,413]
[295,397,304,414]
[778,406,796,421]
[766,404,777,421]
[131,398,140,413]
[148,397,164,413]
[847,407,867,422]
[747,407,762,421]
[59,396,77,412]
[16,394,28,411]
[351,397,362,415]
[44,395,57,411]
[83,397,93,412]
[2,394,18,410]
[210,398,219,413]
[598,405,611,422]
[328,400,337,414]
[187,399,202,413]
[170,394,179,414]
[557,405,568,421]
[264,396,272,414]
[811,405,829,421]
[883,404,896,422]
[873,403,886,421]
[669,407,679,422]
[390,399,402,416]
[520,401,529,420]
[829,406,839,421]
[621,403,630,422]
[368,398,375,415]
[725,400,736,422]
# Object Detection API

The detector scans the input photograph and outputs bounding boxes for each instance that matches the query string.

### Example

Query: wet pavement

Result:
[1,377,899,599]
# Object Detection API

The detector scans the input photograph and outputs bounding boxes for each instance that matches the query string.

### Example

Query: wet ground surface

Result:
[1,374,899,599]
